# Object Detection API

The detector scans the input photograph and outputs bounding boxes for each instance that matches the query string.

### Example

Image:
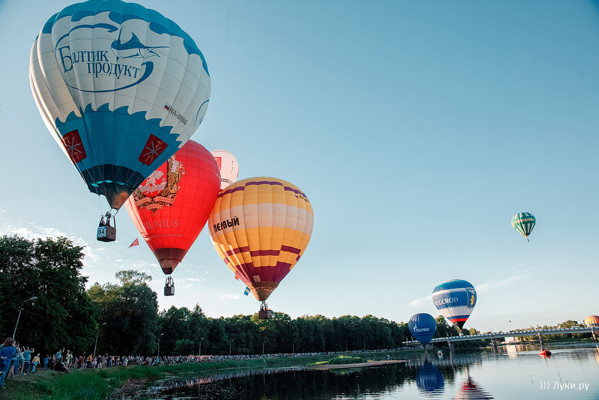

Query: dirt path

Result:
[307,359,405,370]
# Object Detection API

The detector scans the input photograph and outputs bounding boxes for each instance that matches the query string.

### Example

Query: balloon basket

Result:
[164,276,175,296]
[97,212,116,242]
[97,225,116,242]
[258,302,272,319]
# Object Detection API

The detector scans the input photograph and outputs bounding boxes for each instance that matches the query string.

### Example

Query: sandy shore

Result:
[308,359,405,370]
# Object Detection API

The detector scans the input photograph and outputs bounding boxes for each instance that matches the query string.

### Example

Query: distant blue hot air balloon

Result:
[409,313,437,346]
[432,279,477,329]
[416,361,445,396]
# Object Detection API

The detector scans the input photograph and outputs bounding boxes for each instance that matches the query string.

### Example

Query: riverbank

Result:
[0,351,404,400]
[0,347,490,400]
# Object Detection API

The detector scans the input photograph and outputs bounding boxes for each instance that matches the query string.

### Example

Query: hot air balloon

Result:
[208,177,314,318]
[432,279,477,329]
[584,315,599,328]
[30,0,211,241]
[511,212,535,242]
[211,150,239,190]
[125,140,221,295]
[409,313,437,346]
[584,315,599,340]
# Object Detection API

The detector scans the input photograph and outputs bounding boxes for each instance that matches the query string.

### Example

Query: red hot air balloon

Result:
[125,140,221,295]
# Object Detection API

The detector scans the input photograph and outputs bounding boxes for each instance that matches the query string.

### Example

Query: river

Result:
[129,343,599,399]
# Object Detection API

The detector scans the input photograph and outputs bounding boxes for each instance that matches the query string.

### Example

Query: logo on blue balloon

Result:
[55,23,164,93]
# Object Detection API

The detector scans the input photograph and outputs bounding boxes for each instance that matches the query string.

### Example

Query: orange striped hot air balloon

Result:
[208,177,314,318]
[584,315,599,328]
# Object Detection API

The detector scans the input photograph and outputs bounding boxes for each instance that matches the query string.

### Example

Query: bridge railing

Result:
[404,327,596,345]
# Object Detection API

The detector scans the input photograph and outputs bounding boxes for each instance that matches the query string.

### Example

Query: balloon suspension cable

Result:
[526,237,529,242]
[260,301,268,311]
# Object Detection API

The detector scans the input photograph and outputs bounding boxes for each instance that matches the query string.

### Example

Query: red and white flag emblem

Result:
[62,130,87,164]
[139,135,167,166]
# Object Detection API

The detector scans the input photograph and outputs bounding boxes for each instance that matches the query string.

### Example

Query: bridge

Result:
[404,326,598,348]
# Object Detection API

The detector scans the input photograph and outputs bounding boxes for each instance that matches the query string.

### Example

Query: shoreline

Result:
[307,359,405,370]
[7,343,595,400]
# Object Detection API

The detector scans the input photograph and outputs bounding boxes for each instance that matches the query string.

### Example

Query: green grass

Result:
[0,358,329,400]
[0,351,417,400]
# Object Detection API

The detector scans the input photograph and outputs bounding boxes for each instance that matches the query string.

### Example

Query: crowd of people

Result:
[0,335,399,389]
[0,337,41,389]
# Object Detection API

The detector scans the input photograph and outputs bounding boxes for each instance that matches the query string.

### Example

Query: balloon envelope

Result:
[208,177,314,302]
[584,315,599,328]
[409,313,437,346]
[125,140,221,274]
[511,212,535,241]
[30,0,211,209]
[432,279,477,329]
[211,150,239,190]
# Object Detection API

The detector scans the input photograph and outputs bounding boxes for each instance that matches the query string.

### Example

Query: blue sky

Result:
[1,0,598,332]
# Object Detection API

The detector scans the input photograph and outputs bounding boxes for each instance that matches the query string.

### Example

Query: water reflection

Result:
[124,345,599,399]
[454,376,493,400]
[416,361,444,397]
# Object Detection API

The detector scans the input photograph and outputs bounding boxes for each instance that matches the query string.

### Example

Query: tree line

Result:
[2,235,589,357]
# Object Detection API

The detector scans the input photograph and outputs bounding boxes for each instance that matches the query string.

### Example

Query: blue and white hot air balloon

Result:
[409,313,437,346]
[30,0,211,240]
[432,279,477,329]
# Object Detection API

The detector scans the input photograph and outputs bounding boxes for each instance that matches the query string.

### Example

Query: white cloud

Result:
[220,294,240,300]
[408,269,534,308]
[408,294,432,307]
[185,278,203,282]
[477,269,534,293]
[0,224,101,263]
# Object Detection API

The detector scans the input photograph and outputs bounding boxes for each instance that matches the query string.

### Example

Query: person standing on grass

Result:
[22,347,32,374]
[32,353,40,371]
[0,338,16,388]
[55,348,63,364]
[8,344,20,379]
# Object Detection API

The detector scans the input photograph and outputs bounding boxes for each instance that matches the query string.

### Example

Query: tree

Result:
[88,270,158,355]
[0,235,96,355]
[158,306,191,355]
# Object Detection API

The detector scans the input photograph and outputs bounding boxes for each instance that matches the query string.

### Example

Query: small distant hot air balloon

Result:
[30,0,211,241]
[416,361,444,397]
[511,212,535,242]
[432,279,477,329]
[584,316,599,329]
[211,150,239,189]
[125,140,221,295]
[409,313,437,346]
[208,177,314,318]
